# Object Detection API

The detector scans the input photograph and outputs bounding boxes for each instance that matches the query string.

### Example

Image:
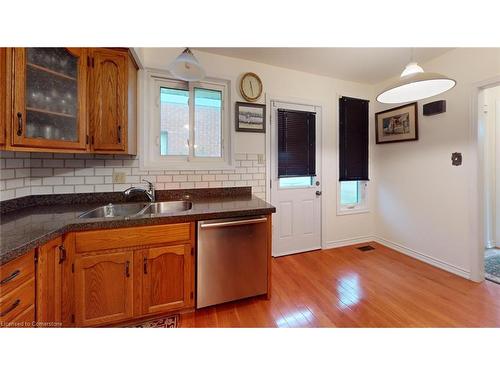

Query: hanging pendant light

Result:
[376,50,456,104]
[169,48,205,82]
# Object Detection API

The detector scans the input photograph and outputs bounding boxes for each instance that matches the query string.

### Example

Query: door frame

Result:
[471,75,500,282]
[266,94,324,257]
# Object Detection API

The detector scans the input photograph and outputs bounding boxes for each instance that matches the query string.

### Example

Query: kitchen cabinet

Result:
[74,250,135,327]
[3,47,137,154]
[36,236,65,326]
[141,244,194,315]
[73,223,195,327]
[89,48,128,152]
[0,48,8,147]
[0,250,35,327]
[11,48,88,151]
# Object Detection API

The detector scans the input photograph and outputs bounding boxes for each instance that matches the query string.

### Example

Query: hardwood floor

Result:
[180,242,500,327]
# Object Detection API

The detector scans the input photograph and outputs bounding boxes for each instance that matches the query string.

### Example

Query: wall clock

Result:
[240,72,263,102]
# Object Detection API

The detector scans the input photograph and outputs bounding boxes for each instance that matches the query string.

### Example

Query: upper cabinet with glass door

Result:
[11,48,88,150]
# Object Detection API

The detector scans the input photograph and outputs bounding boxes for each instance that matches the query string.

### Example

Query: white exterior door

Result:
[270,100,322,257]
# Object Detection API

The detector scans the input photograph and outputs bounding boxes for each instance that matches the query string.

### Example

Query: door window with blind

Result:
[278,109,316,188]
[338,96,369,212]
[141,72,231,170]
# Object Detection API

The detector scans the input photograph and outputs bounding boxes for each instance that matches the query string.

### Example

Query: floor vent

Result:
[357,245,375,252]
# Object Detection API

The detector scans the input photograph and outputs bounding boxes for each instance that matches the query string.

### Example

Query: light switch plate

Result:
[112,171,126,183]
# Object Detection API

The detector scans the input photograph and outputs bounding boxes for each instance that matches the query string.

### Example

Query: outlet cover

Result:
[112,171,126,183]
[257,154,265,165]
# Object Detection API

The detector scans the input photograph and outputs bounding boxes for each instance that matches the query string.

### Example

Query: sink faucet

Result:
[123,179,156,202]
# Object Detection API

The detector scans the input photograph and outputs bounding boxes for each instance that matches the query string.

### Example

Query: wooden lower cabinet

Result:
[74,251,134,327]
[1,223,196,328]
[72,222,195,327]
[141,244,194,316]
[36,236,63,325]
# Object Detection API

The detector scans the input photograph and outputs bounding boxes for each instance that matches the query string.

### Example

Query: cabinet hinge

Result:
[71,263,74,273]
[71,314,75,323]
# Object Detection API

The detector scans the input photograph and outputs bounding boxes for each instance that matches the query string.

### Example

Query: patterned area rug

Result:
[485,249,500,284]
[130,314,179,328]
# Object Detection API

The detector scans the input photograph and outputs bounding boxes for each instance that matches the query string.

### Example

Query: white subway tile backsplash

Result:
[6,159,24,168]
[65,177,85,185]
[43,159,64,168]
[1,152,267,201]
[54,185,75,194]
[85,176,105,185]
[31,186,53,195]
[75,185,95,193]
[43,177,64,185]
[65,159,85,168]
[6,178,24,189]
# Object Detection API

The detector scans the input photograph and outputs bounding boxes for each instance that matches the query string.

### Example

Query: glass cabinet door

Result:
[12,48,87,150]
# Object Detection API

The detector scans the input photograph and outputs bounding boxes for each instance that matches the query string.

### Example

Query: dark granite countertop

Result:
[0,188,275,266]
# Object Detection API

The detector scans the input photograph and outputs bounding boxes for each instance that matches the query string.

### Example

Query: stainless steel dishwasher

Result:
[197,216,268,308]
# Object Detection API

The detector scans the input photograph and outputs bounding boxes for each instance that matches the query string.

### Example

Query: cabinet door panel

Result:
[11,48,87,150]
[142,245,194,315]
[75,251,133,327]
[36,236,63,325]
[90,49,127,152]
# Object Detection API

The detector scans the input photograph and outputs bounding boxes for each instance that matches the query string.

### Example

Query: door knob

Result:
[316,191,322,196]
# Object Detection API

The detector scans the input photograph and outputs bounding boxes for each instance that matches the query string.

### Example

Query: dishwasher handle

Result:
[200,217,267,229]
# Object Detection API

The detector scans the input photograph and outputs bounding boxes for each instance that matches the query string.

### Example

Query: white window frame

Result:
[140,69,233,170]
[337,180,369,215]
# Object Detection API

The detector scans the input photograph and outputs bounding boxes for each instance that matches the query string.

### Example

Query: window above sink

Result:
[140,70,234,171]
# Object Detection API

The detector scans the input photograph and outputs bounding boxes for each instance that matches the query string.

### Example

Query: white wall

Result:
[373,48,500,279]
[139,48,375,248]
[483,86,500,248]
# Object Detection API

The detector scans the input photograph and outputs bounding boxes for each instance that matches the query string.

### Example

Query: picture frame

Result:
[375,102,418,144]
[235,102,266,133]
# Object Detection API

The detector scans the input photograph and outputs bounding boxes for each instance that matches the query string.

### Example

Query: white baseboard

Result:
[373,236,471,279]
[323,236,375,249]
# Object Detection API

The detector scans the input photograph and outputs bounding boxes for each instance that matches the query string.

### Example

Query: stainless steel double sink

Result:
[78,201,192,219]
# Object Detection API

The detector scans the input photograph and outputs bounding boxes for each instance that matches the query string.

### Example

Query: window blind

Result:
[339,96,369,181]
[278,109,316,178]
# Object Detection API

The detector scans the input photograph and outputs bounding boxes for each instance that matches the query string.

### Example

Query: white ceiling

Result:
[194,48,453,84]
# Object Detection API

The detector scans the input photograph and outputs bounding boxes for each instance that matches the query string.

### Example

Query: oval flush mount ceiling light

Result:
[377,53,456,104]
[169,48,206,82]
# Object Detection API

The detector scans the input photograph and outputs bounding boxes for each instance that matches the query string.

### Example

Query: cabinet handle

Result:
[0,270,20,285]
[59,245,67,264]
[16,112,23,136]
[125,261,130,278]
[143,258,148,274]
[0,299,20,318]
[117,125,122,144]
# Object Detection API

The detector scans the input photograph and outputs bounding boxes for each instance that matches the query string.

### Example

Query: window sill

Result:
[336,207,370,216]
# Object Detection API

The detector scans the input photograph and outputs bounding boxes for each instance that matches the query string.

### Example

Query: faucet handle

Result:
[142,179,154,191]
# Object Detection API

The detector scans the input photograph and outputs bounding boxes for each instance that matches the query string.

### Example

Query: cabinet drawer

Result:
[75,223,192,253]
[0,278,35,323]
[0,250,35,297]
[11,305,35,328]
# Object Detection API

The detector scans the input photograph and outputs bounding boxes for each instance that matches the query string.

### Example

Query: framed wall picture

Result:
[235,102,266,133]
[375,102,418,144]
